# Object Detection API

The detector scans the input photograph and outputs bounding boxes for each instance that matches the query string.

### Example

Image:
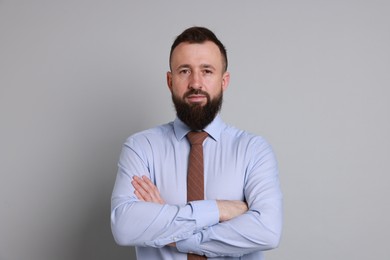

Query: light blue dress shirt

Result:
[111,115,283,259]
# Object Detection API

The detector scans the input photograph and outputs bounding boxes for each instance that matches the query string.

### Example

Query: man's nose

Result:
[188,71,202,89]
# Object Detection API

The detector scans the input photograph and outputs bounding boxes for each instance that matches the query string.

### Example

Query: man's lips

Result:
[187,94,206,103]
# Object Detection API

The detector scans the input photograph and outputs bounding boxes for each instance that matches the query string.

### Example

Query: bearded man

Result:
[111,26,283,260]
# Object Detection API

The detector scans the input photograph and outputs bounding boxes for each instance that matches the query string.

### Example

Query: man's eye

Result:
[179,69,190,74]
[204,70,213,74]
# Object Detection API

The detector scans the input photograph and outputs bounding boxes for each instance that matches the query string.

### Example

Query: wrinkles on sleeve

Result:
[111,199,219,248]
[111,137,220,248]
[176,136,283,257]
[176,200,220,254]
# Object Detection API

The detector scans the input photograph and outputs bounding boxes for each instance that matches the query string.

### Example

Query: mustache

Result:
[183,89,210,99]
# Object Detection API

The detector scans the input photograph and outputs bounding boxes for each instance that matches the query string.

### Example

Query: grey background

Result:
[1,1,389,259]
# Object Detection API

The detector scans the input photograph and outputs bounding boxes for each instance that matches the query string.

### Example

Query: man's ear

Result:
[166,71,173,91]
[222,71,230,91]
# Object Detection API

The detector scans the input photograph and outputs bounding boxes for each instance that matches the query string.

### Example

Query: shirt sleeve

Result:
[110,137,219,247]
[176,138,283,257]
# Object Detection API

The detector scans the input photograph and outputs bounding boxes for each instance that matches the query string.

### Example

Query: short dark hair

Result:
[169,26,228,72]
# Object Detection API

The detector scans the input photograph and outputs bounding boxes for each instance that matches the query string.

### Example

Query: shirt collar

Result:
[173,114,225,142]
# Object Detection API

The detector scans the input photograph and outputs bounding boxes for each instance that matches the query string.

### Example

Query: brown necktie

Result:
[186,131,208,260]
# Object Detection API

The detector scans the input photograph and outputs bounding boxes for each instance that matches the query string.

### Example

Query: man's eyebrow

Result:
[200,64,216,70]
[174,64,216,70]
[174,64,190,70]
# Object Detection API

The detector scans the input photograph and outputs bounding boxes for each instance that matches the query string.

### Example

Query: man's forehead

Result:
[172,41,220,56]
[171,42,223,67]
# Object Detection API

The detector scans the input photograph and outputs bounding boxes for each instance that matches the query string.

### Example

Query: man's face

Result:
[167,41,230,129]
[167,41,229,106]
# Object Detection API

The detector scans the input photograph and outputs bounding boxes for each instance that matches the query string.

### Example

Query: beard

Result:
[172,89,223,131]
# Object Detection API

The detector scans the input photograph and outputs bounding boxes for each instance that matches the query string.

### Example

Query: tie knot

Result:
[187,131,208,145]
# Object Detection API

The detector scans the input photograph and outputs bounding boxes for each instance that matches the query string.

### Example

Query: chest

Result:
[150,140,249,204]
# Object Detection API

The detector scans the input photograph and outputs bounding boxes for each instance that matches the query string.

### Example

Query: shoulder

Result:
[222,124,269,146]
[124,122,174,147]
[222,125,278,170]
[221,123,276,158]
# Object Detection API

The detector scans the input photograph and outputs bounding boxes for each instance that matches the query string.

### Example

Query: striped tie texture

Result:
[186,131,208,259]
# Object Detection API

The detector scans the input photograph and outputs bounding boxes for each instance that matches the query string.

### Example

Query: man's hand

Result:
[131,175,165,204]
[216,200,249,222]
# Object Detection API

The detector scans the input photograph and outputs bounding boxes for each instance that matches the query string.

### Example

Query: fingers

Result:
[132,177,147,201]
[131,175,165,204]
[132,176,152,201]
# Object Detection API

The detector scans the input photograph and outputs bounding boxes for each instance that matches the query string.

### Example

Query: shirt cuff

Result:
[190,200,219,231]
[176,232,203,255]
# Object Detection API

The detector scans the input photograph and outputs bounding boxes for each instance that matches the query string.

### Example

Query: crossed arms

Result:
[132,175,248,223]
[111,136,283,258]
